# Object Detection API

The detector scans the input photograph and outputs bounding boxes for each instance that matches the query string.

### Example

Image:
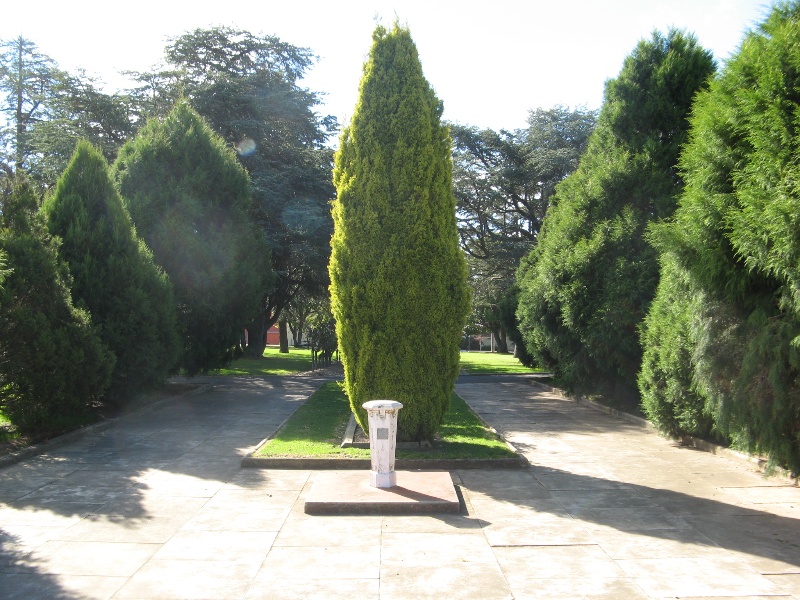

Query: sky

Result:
[2,0,773,133]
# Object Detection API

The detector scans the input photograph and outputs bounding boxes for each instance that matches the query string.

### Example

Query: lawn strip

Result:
[250,381,523,466]
[458,351,543,375]
[211,347,314,376]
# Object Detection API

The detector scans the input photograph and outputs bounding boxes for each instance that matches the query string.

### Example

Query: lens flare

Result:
[235,138,257,156]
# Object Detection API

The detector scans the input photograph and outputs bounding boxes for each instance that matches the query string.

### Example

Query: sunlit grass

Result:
[459,350,544,375]
[212,346,314,376]
[255,381,517,460]
[216,347,541,377]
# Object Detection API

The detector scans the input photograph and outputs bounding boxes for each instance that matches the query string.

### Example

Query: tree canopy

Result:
[451,107,596,353]
[0,37,134,185]
[0,37,64,174]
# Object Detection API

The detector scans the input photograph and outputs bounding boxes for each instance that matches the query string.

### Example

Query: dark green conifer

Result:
[114,102,271,375]
[43,141,179,401]
[517,30,715,401]
[641,2,800,471]
[0,177,113,429]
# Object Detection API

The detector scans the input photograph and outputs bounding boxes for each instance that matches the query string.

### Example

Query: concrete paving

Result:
[0,373,798,599]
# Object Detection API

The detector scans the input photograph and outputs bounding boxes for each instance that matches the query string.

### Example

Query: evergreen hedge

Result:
[516,30,715,401]
[0,177,113,429]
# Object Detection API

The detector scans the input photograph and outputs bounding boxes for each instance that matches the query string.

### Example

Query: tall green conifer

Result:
[641,1,800,472]
[114,102,272,375]
[43,141,179,401]
[329,23,469,441]
[517,30,715,400]
[0,177,113,429]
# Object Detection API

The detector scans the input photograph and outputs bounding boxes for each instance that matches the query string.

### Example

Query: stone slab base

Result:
[304,470,461,515]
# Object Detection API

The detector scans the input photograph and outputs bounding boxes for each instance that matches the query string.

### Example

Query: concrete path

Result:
[0,375,797,599]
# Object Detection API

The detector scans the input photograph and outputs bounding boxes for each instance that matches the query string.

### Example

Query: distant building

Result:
[265,323,295,347]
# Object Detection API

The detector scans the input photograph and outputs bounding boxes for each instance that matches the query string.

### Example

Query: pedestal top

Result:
[362,400,403,411]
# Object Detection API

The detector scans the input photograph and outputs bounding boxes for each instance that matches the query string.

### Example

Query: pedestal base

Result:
[370,470,396,488]
[304,471,460,515]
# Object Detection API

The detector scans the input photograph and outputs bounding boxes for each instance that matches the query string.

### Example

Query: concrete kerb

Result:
[0,383,212,469]
[528,378,798,484]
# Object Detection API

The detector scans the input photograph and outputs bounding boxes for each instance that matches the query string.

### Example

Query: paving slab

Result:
[303,470,461,515]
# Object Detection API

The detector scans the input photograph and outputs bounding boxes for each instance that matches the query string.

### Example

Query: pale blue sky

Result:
[3,0,771,131]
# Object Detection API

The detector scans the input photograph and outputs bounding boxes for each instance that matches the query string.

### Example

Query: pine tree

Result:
[329,23,470,441]
[43,141,179,401]
[0,177,113,430]
[114,101,271,375]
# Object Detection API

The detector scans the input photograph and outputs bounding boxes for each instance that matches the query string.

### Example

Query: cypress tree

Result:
[516,30,715,400]
[0,177,113,429]
[641,1,800,472]
[329,23,470,441]
[43,141,180,401]
[114,102,272,375]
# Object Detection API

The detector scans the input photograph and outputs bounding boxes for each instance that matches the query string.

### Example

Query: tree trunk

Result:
[244,313,268,358]
[498,328,509,354]
[489,324,509,353]
[289,321,304,347]
[279,320,289,353]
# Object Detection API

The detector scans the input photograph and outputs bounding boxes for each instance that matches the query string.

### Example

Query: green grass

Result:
[459,351,543,375]
[212,347,314,376]
[214,347,540,377]
[255,381,517,460]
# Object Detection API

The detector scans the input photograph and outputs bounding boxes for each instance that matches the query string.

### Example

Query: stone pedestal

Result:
[362,400,403,488]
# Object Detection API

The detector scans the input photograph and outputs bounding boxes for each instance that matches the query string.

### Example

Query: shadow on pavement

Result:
[457,379,800,573]
[0,375,331,597]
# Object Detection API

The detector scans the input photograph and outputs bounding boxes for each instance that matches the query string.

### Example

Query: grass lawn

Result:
[214,347,541,377]
[459,350,544,375]
[212,347,315,376]
[255,381,517,460]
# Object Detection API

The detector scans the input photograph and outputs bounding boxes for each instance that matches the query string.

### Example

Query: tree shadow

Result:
[0,375,328,595]
[0,530,78,599]
[457,380,800,573]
